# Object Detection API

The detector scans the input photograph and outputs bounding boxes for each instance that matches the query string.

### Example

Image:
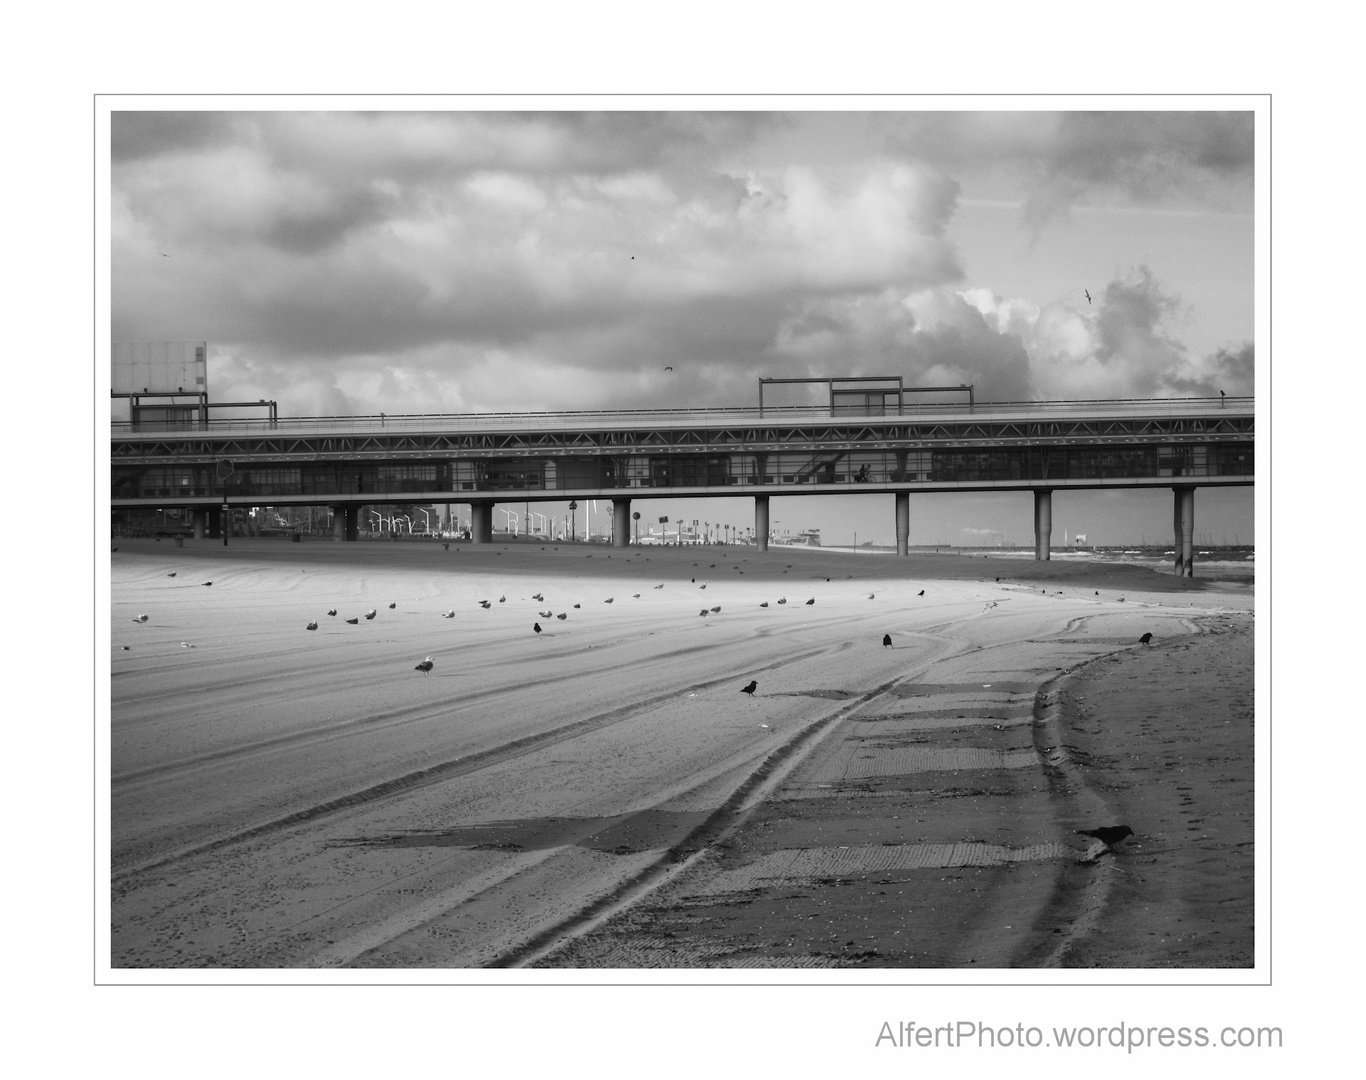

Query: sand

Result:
[107,536,1253,970]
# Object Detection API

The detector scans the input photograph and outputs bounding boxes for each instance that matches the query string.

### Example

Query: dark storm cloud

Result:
[111,111,245,161]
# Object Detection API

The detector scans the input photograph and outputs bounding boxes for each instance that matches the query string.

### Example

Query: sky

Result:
[110,107,1258,546]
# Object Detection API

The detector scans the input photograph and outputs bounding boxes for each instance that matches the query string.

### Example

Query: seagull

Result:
[389,602,396,609]
[699,609,709,616]
[759,601,769,608]
[867,593,875,600]
[805,598,815,605]
[306,621,317,631]
[1076,825,1133,848]
[1084,289,1092,304]
[479,600,491,609]
[710,605,721,613]
[328,609,337,616]
[573,603,581,609]
[133,614,149,623]
[777,597,786,605]
[633,593,640,599]
[167,572,176,577]
[882,634,892,648]
[202,581,212,586]
[1139,632,1154,645]
[499,595,506,603]
[414,656,434,675]
[346,617,359,624]
[365,609,377,620]
[557,613,567,620]
[533,623,542,634]
[653,584,664,589]
[443,610,456,619]
[664,366,672,371]
[604,597,614,604]
[532,593,544,601]
[740,680,757,696]
[539,610,553,618]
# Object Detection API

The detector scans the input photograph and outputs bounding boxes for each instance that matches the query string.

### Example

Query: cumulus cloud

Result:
[111,111,1253,416]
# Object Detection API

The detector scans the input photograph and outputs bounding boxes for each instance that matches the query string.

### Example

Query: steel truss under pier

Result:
[111,397,1253,570]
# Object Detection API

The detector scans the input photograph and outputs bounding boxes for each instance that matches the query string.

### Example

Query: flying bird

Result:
[346,617,359,624]
[306,621,317,631]
[1076,825,1133,848]
[533,623,542,634]
[1139,632,1154,645]
[1084,289,1092,304]
[664,366,672,371]
[883,634,892,648]
[414,656,434,675]
[740,680,757,696]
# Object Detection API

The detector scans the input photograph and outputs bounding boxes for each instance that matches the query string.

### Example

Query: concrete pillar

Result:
[192,510,206,540]
[343,505,359,541]
[1173,488,1184,574]
[755,495,770,552]
[895,491,909,556]
[612,499,630,548]
[1033,489,1053,561]
[471,502,494,544]
[1180,486,1196,577]
[208,507,223,539]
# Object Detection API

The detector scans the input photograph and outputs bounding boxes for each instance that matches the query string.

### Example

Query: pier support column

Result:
[1173,488,1184,574]
[612,499,630,547]
[754,495,770,552]
[895,491,909,556]
[1033,489,1053,561]
[192,510,206,540]
[1176,485,1196,577]
[208,507,223,540]
[342,505,359,541]
[471,502,494,544]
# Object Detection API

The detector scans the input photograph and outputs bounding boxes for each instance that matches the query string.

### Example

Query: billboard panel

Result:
[112,342,208,395]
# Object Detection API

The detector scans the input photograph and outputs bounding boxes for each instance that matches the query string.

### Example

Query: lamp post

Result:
[568,501,578,542]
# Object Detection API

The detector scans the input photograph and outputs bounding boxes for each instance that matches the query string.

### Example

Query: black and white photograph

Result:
[104,105,1260,973]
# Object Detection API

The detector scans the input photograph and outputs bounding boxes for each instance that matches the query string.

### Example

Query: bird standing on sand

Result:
[1077,825,1133,848]
[918,589,924,596]
[1139,632,1154,645]
[805,598,815,605]
[740,680,757,696]
[443,610,455,619]
[328,609,337,616]
[389,602,396,609]
[556,612,567,620]
[533,623,542,634]
[479,600,491,609]
[306,621,317,631]
[346,617,359,624]
[414,656,434,675]
[882,634,892,648]
[365,609,377,620]
[760,601,769,608]
[168,572,176,577]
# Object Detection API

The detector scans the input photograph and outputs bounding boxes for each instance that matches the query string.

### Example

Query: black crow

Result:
[414,657,434,675]
[1077,825,1133,848]
[918,589,924,596]
[740,680,757,696]
[882,634,892,648]
[533,623,542,634]
[1139,632,1153,645]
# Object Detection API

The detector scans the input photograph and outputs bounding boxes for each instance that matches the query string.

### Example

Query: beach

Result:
[107,537,1253,969]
